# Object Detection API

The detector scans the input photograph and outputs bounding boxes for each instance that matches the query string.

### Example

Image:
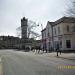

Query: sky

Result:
[0,0,71,37]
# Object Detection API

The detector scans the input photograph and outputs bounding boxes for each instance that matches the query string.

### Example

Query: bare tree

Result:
[16,26,21,38]
[66,0,75,17]
[16,20,40,39]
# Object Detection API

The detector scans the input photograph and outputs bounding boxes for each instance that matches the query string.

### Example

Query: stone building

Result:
[41,28,47,50]
[21,17,28,39]
[41,17,75,52]
[0,36,21,49]
[21,17,32,51]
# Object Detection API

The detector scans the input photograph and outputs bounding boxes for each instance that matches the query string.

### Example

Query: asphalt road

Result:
[0,50,75,75]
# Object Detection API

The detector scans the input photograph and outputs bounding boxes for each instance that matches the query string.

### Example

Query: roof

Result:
[48,16,75,26]
[0,36,20,39]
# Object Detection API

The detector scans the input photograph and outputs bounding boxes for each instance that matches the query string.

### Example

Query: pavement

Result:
[35,52,75,61]
[0,49,75,75]
[30,50,75,60]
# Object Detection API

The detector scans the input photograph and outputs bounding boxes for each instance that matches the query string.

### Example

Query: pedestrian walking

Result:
[56,44,59,56]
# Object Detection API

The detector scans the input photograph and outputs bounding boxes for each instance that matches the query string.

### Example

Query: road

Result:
[0,50,75,75]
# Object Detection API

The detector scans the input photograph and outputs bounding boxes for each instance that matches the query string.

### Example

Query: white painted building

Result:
[42,17,75,51]
[45,22,53,51]
[41,28,47,50]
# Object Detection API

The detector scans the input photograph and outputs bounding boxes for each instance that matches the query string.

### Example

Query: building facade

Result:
[41,28,47,51]
[21,17,28,39]
[41,17,75,51]
[21,17,32,51]
[0,36,21,49]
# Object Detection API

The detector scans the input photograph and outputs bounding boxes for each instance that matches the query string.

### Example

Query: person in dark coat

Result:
[56,44,59,56]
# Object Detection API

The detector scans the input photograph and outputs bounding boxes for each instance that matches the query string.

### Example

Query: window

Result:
[66,40,71,48]
[0,37,3,40]
[48,32,49,37]
[54,28,56,35]
[58,26,60,34]
[67,25,69,32]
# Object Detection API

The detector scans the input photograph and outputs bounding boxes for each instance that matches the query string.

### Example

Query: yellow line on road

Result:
[0,58,3,75]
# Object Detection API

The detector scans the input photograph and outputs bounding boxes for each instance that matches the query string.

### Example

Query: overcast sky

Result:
[0,0,71,37]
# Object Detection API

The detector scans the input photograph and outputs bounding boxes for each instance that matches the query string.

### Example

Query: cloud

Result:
[0,0,70,36]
